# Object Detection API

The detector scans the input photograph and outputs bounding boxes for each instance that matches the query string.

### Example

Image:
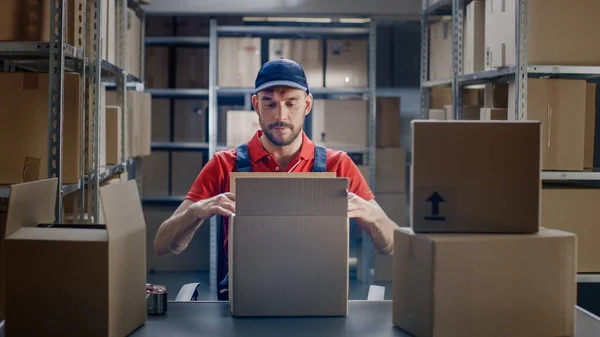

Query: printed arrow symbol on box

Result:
[426,192,445,216]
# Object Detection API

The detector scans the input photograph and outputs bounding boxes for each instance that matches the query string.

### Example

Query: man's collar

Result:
[247,130,314,163]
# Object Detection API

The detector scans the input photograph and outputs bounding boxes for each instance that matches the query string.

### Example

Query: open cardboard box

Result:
[3,178,147,336]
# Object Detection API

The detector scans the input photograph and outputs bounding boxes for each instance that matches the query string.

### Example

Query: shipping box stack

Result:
[393,120,577,337]
[430,87,484,120]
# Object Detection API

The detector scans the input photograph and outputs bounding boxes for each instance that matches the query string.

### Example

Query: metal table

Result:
[129,300,411,337]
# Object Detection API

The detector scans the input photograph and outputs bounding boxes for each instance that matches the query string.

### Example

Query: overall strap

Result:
[312,145,327,172]
[235,143,252,172]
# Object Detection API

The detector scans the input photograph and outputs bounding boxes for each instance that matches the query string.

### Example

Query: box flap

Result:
[100,180,145,240]
[5,178,56,238]
[7,227,107,242]
[230,172,335,194]
[235,177,348,217]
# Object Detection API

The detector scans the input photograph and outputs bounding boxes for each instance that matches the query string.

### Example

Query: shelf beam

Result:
[217,25,370,37]
[145,36,210,47]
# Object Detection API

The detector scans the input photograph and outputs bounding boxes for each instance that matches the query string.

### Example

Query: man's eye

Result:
[287,102,296,107]
[266,103,276,108]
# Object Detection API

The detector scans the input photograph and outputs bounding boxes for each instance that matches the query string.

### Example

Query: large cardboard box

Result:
[174,100,208,143]
[218,38,261,87]
[226,110,260,147]
[176,48,209,89]
[141,151,169,196]
[106,0,116,64]
[0,73,81,184]
[269,39,323,88]
[0,0,72,44]
[375,148,406,194]
[480,107,507,120]
[484,83,509,109]
[461,105,481,120]
[485,0,600,69]
[376,97,401,148]
[411,121,541,233]
[229,176,348,317]
[171,152,204,196]
[542,187,600,272]
[312,99,368,148]
[105,106,122,165]
[325,40,368,88]
[430,87,483,109]
[463,0,485,74]
[4,178,147,336]
[393,227,577,337]
[106,91,152,158]
[429,19,452,81]
[145,47,169,88]
[152,98,170,142]
[126,8,142,78]
[508,79,590,171]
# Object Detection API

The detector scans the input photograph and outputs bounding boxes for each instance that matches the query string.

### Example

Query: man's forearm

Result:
[154,205,205,256]
[357,209,397,255]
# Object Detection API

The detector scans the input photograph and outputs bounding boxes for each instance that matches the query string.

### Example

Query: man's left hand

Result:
[347,192,379,227]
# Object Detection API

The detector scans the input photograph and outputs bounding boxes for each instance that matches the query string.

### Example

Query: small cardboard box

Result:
[480,107,507,120]
[429,19,453,81]
[393,227,577,337]
[229,176,349,317]
[218,37,262,87]
[4,178,147,336]
[411,120,541,233]
[325,40,367,88]
[463,0,485,74]
[312,99,368,148]
[270,39,324,88]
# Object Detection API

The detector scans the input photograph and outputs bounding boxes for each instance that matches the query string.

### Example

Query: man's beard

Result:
[259,116,305,147]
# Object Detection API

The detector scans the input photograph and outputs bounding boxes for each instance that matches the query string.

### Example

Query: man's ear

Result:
[305,93,313,116]
[252,94,259,113]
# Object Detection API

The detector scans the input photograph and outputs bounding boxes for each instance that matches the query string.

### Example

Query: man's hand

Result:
[348,192,380,227]
[348,192,397,255]
[189,192,236,220]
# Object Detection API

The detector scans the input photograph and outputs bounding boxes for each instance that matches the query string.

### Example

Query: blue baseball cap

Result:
[255,59,310,94]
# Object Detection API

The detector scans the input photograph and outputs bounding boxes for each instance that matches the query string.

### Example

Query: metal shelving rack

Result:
[0,0,145,223]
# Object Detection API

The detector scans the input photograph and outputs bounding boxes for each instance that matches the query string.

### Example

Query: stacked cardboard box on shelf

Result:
[106,90,152,159]
[429,18,452,81]
[140,151,204,197]
[325,40,368,88]
[429,87,484,120]
[463,0,485,74]
[269,39,324,88]
[218,37,262,87]
[312,99,368,148]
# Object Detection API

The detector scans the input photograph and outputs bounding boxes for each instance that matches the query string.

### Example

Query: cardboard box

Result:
[429,19,452,81]
[443,105,453,120]
[326,40,368,88]
[461,105,481,120]
[312,99,368,148]
[484,83,509,109]
[269,39,323,88]
[411,120,541,233]
[226,110,260,147]
[138,92,152,157]
[141,151,169,196]
[106,0,116,64]
[377,97,401,148]
[430,87,483,109]
[375,147,406,194]
[429,109,446,120]
[485,0,600,69]
[126,8,141,78]
[145,47,169,88]
[585,83,596,169]
[105,106,122,165]
[4,178,147,336]
[480,107,507,120]
[176,48,209,89]
[152,98,170,142]
[463,0,485,74]
[99,85,107,169]
[229,176,348,317]
[0,73,81,184]
[508,79,589,171]
[218,38,261,87]
[106,91,152,158]
[542,187,600,272]
[393,227,576,337]
[171,152,204,196]
[174,100,207,143]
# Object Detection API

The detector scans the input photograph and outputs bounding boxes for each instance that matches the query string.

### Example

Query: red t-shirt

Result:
[186,130,375,257]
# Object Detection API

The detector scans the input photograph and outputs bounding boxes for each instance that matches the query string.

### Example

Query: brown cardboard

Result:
[312,99,368,147]
[99,85,107,169]
[393,227,577,337]
[126,8,141,78]
[429,109,446,120]
[485,0,600,68]
[176,48,209,89]
[270,39,324,88]
[463,0,485,74]
[376,97,401,148]
[152,98,170,142]
[218,38,261,87]
[4,179,147,336]
[461,105,481,120]
[171,152,204,196]
[375,147,406,194]
[443,105,453,120]
[508,79,587,171]
[141,151,169,196]
[326,40,367,88]
[105,106,122,165]
[174,100,208,142]
[138,92,152,157]
[226,110,260,147]
[0,73,81,184]
[429,19,452,81]
[146,17,174,36]
[106,0,116,64]
[542,187,600,272]
[480,107,507,120]
[107,91,152,158]
[585,83,596,169]
[229,177,349,317]
[484,83,509,108]
[230,172,336,194]
[411,120,541,233]
[145,47,169,88]
[430,87,483,109]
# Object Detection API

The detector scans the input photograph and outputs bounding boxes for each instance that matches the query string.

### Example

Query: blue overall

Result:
[217,142,328,300]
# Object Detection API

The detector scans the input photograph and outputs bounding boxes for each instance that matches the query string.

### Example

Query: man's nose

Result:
[275,103,289,121]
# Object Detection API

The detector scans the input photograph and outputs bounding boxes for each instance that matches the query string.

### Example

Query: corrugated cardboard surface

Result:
[461,105,481,120]
[312,99,368,147]
[508,79,587,171]
[218,37,261,87]
[138,92,152,157]
[229,177,349,317]
[106,106,122,165]
[0,73,81,184]
[375,148,406,194]
[463,0,485,74]
[431,87,483,109]
[429,19,452,81]
[585,83,596,169]
[126,8,141,78]
[145,47,169,88]
[0,0,75,44]
[152,98,170,142]
[542,187,600,272]
[171,151,204,196]
[480,107,507,120]
[226,110,260,147]
[393,227,576,337]
[376,97,401,148]
[174,100,208,142]
[484,83,509,108]
[411,121,541,233]
[325,40,367,88]
[269,39,324,88]
[429,109,446,120]
[141,151,169,196]
[176,48,209,89]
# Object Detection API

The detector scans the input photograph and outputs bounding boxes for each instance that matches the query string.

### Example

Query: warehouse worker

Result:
[153,59,399,296]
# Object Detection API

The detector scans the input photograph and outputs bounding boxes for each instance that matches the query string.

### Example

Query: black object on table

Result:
[128,300,413,337]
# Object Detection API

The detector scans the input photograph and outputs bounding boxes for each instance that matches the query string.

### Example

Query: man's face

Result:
[252,86,313,147]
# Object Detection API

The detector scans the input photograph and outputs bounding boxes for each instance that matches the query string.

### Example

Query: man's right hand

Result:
[189,192,236,220]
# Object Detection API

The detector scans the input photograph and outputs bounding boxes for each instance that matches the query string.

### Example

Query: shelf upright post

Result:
[451,0,464,120]
[74,0,88,223]
[419,0,430,119]
[86,0,103,223]
[515,0,528,120]
[116,0,128,163]
[48,0,68,223]
[208,18,219,298]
